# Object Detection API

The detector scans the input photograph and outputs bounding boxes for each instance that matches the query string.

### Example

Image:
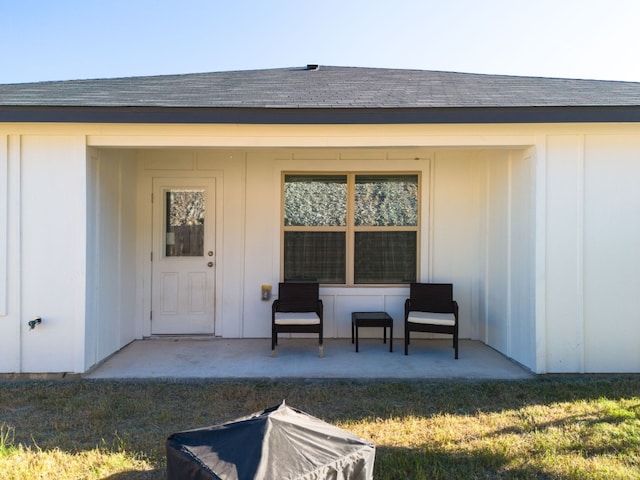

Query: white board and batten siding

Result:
[1,123,640,374]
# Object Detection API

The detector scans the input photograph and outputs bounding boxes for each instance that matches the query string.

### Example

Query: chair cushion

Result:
[407,311,456,326]
[274,312,320,325]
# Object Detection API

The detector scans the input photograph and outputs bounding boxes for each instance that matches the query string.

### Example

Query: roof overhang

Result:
[2,105,640,124]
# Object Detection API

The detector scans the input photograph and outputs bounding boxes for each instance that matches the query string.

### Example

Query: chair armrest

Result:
[404,298,411,319]
[272,299,280,314]
[452,300,459,320]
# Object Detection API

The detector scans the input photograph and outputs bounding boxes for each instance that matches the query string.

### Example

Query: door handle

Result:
[207,262,214,268]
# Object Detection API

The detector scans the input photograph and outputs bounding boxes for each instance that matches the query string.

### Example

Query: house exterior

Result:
[1,65,640,375]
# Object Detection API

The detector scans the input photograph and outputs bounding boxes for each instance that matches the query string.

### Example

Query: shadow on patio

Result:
[85,338,533,380]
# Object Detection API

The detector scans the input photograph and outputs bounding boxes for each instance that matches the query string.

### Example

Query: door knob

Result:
[207,262,214,268]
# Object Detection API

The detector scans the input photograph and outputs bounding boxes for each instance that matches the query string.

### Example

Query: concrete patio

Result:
[84,338,533,380]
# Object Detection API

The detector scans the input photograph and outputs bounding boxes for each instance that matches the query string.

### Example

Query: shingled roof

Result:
[2,65,640,124]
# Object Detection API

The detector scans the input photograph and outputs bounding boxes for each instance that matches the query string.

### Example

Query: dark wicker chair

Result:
[272,282,323,357]
[404,283,459,358]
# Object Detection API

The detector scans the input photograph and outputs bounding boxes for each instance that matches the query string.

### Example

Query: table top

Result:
[352,311,393,321]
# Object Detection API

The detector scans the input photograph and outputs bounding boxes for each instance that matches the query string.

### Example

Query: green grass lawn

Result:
[1,377,640,479]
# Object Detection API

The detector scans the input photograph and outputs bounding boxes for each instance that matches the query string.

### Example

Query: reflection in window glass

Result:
[355,175,418,226]
[284,175,347,226]
[165,189,205,257]
[284,232,346,284]
[354,231,417,284]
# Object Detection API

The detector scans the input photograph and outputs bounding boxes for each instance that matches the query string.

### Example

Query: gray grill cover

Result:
[166,401,375,480]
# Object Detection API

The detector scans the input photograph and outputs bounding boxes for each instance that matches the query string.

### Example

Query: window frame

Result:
[281,171,421,286]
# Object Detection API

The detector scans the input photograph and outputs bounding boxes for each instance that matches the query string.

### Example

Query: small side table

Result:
[351,311,393,353]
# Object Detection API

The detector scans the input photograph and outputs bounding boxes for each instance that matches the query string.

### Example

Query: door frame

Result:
[138,169,224,338]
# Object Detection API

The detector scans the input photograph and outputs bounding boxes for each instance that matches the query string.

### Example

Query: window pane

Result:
[165,189,205,257]
[284,232,346,284]
[284,175,347,226]
[354,232,417,284]
[355,174,418,226]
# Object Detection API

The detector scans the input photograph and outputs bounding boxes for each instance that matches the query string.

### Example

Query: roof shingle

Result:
[2,65,640,109]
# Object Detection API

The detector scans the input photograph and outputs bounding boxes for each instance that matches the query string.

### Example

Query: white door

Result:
[151,178,216,334]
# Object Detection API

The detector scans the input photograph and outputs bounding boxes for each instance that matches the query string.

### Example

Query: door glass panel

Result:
[165,189,205,257]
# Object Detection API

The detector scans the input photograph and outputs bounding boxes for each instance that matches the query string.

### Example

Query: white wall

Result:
[195,150,245,338]
[0,135,20,372]
[429,149,536,371]
[583,136,640,372]
[430,150,487,341]
[484,153,510,353]
[545,136,585,372]
[242,150,276,337]
[85,148,138,370]
[0,135,6,317]
[20,135,87,373]
[509,151,536,369]
[544,134,640,373]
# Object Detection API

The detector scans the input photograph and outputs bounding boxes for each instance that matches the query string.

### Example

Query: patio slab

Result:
[84,338,533,380]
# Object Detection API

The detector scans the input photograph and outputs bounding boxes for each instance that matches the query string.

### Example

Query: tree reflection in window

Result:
[165,189,205,257]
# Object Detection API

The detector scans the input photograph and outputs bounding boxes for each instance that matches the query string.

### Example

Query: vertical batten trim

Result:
[0,135,8,315]
[483,155,491,345]
[576,135,586,373]
[73,136,89,373]
[534,137,548,374]
[506,152,513,357]
[14,135,23,372]
[427,153,436,281]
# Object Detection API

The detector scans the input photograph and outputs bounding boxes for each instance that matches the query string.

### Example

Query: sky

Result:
[1,0,639,85]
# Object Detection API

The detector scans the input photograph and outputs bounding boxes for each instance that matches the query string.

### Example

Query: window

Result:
[283,173,419,284]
